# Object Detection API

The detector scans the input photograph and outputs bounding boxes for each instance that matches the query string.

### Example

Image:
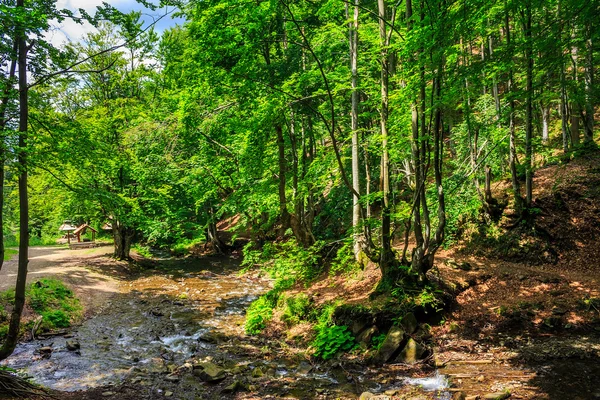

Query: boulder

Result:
[357,325,378,347]
[374,326,406,364]
[395,338,426,364]
[399,313,418,334]
[193,362,226,382]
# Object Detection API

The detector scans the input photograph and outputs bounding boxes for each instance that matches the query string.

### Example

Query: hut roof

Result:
[73,224,97,235]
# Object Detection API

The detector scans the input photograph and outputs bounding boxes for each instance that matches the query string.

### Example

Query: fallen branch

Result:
[0,370,55,399]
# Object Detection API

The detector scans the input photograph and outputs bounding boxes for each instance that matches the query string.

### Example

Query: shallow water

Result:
[2,255,451,398]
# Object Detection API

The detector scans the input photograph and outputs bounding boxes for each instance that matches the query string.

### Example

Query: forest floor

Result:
[1,154,600,400]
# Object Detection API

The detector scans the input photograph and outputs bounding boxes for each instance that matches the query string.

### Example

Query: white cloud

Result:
[44,0,178,48]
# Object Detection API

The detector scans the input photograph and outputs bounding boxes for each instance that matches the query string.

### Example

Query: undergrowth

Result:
[0,279,82,339]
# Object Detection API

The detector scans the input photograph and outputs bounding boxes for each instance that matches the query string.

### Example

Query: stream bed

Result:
[2,256,450,399]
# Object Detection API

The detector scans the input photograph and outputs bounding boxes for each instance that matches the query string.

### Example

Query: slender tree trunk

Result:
[558,0,569,154]
[275,124,290,234]
[0,1,28,359]
[571,37,580,147]
[505,2,522,212]
[0,42,17,273]
[583,23,594,142]
[571,102,580,146]
[378,0,395,274]
[524,0,533,208]
[541,104,550,144]
[348,0,362,261]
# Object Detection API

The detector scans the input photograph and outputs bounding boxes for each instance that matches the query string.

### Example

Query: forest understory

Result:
[0,151,597,400]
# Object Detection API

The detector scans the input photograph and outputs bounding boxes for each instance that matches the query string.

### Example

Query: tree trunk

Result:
[275,124,290,234]
[113,223,134,260]
[524,0,533,208]
[571,102,580,146]
[378,0,395,275]
[0,42,17,273]
[541,104,550,144]
[505,2,522,212]
[0,1,28,359]
[348,0,362,262]
[583,23,594,142]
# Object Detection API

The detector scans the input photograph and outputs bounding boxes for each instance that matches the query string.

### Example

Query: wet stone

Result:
[66,339,80,351]
[193,362,226,382]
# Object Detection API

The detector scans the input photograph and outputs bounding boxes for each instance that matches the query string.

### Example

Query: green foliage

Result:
[245,289,280,335]
[391,285,445,316]
[3,249,17,261]
[0,279,82,338]
[329,238,361,275]
[242,239,325,286]
[312,324,356,360]
[280,293,311,326]
[371,333,386,350]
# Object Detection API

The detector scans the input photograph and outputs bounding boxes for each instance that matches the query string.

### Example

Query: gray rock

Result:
[357,325,378,347]
[352,320,371,336]
[66,339,80,351]
[374,326,406,364]
[395,338,426,364]
[193,362,226,382]
[399,313,418,334]
[296,361,312,375]
[164,374,180,382]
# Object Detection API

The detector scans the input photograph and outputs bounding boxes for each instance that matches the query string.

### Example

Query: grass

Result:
[0,278,82,339]
[3,248,17,261]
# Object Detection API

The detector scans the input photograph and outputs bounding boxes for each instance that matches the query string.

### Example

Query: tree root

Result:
[0,371,55,399]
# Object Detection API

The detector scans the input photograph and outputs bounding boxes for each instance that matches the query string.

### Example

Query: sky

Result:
[45,0,185,47]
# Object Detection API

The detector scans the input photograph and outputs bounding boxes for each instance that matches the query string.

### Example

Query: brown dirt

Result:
[431,152,600,400]
[0,245,124,316]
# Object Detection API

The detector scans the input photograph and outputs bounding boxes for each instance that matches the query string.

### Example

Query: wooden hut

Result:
[69,224,99,249]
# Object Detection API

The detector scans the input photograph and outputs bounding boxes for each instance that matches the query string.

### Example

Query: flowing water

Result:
[2,255,450,399]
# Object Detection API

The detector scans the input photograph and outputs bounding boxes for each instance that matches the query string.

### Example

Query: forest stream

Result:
[1,252,450,399]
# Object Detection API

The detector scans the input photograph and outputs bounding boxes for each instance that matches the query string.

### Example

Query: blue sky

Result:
[45,0,185,47]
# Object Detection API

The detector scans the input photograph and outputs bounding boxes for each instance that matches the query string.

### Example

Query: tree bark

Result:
[524,0,533,208]
[275,124,290,234]
[113,222,134,260]
[505,2,522,212]
[0,0,28,360]
[348,0,362,262]
[583,22,594,142]
[0,41,17,273]
[378,0,395,275]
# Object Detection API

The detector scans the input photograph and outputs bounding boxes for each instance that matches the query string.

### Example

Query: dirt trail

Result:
[0,245,121,313]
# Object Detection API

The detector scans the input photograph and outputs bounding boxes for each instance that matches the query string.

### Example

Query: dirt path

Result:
[0,245,121,314]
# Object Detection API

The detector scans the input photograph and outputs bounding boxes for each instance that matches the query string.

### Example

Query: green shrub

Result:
[245,289,279,335]
[280,294,311,326]
[313,325,356,360]
[41,310,71,328]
